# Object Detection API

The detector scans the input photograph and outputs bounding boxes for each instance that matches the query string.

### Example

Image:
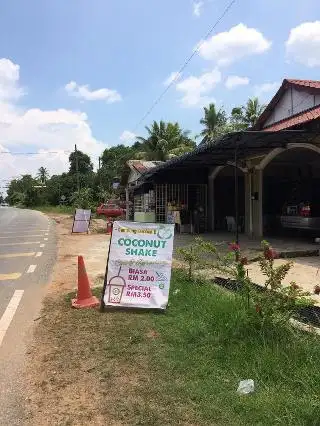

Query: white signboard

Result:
[103,221,174,310]
[72,209,91,233]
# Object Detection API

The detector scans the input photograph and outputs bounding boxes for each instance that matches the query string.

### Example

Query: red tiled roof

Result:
[127,160,163,174]
[286,79,320,89]
[263,105,320,131]
[253,79,320,130]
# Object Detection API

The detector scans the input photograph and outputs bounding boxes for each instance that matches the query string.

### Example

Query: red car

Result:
[96,203,126,218]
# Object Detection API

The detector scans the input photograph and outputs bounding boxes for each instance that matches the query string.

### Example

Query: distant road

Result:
[0,208,56,425]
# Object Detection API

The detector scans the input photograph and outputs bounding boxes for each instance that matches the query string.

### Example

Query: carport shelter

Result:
[133,130,320,238]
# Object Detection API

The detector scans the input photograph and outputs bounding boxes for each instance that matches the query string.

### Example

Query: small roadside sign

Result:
[101,221,174,310]
[72,209,92,233]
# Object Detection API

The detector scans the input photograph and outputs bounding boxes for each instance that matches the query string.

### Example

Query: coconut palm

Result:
[136,121,195,161]
[231,97,265,129]
[199,103,228,144]
[37,167,49,184]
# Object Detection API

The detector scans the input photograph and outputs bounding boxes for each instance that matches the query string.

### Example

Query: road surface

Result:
[0,208,56,425]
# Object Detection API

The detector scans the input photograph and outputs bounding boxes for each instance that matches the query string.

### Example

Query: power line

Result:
[132,0,237,132]
[0,150,72,156]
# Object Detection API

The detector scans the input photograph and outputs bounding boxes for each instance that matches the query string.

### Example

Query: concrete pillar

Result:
[208,174,214,231]
[252,169,263,237]
[207,166,223,231]
[244,173,251,236]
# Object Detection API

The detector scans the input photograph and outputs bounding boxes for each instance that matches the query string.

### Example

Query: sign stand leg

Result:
[100,237,112,312]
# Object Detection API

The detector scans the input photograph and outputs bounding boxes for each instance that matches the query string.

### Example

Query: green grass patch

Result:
[32,271,320,425]
[32,205,75,214]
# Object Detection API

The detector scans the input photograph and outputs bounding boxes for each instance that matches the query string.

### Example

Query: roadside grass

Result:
[32,205,75,215]
[29,270,320,425]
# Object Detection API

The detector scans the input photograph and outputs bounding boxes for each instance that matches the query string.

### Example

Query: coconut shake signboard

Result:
[102,221,174,310]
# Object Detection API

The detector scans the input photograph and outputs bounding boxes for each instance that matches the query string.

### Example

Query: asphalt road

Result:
[0,207,56,425]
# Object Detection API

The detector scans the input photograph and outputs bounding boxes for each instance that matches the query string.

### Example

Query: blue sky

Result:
[0,0,319,184]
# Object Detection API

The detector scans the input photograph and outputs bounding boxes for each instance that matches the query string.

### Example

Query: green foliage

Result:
[136,120,195,161]
[231,97,265,129]
[179,237,314,325]
[36,166,49,184]
[70,187,94,209]
[199,103,229,144]
[177,237,217,280]
[200,98,265,144]
[69,150,93,174]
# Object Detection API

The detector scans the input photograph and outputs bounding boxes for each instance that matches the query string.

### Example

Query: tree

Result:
[0,193,4,204]
[136,121,195,161]
[6,175,40,207]
[69,150,93,175]
[231,97,265,129]
[37,167,49,184]
[199,103,228,144]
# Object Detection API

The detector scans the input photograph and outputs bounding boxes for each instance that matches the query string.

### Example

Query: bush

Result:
[178,237,314,325]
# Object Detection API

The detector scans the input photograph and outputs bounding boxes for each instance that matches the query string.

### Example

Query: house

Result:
[253,79,320,132]
[123,160,163,221]
[132,79,320,238]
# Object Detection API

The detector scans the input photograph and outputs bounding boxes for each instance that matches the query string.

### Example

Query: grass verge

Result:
[28,271,320,425]
[32,205,75,215]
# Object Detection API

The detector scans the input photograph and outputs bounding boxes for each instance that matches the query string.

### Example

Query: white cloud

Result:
[0,58,25,100]
[0,59,107,186]
[254,81,280,98]
[193,1,203,17]
[198,23,271,66]
[163,71,181,86]
[225,75,249,90]
[286,21,320,67]
[119,130,136,145]
[176,68,221,107]
[65,80,122,102]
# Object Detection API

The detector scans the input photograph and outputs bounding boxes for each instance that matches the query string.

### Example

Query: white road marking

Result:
[45,233,49,236]
[35,252,43,257]
[27,264,37,273]
[44,238,48,241]
[0,235,44,239]
[0,230,48,234]
[0,290,24,347]
[0,242,41,246]
[40,244,45,248]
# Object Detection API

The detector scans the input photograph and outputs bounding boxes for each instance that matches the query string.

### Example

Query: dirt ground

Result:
[48,214,110,295]
[26,214,112,425]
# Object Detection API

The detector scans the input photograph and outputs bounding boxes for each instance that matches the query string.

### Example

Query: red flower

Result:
[314,285,320,295]
[264,248,279,260]
[229,242,240,252]
[290,282,300,290]
[240,256,248,265]
[255,304,261,313]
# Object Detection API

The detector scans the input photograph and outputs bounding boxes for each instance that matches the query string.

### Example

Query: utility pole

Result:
[75,144,80,195]
[98,156,101,186]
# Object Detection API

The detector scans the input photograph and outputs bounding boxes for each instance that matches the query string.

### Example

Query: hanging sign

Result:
[72,209,92,233]
[102,221,174,310]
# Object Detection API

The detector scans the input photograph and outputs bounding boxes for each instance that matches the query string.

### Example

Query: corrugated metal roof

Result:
[134,130,319,189]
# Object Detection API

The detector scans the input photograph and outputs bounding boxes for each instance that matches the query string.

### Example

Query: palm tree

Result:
[231,97,265,129]
[136,120,195,161]
[37,167,49,184]
[199,103,228,144]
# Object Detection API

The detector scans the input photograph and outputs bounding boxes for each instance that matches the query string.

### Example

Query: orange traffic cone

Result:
[71,256,100,309]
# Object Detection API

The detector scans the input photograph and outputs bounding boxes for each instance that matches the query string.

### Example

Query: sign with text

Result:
[72,209,91,233]
[103,221,174,310]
